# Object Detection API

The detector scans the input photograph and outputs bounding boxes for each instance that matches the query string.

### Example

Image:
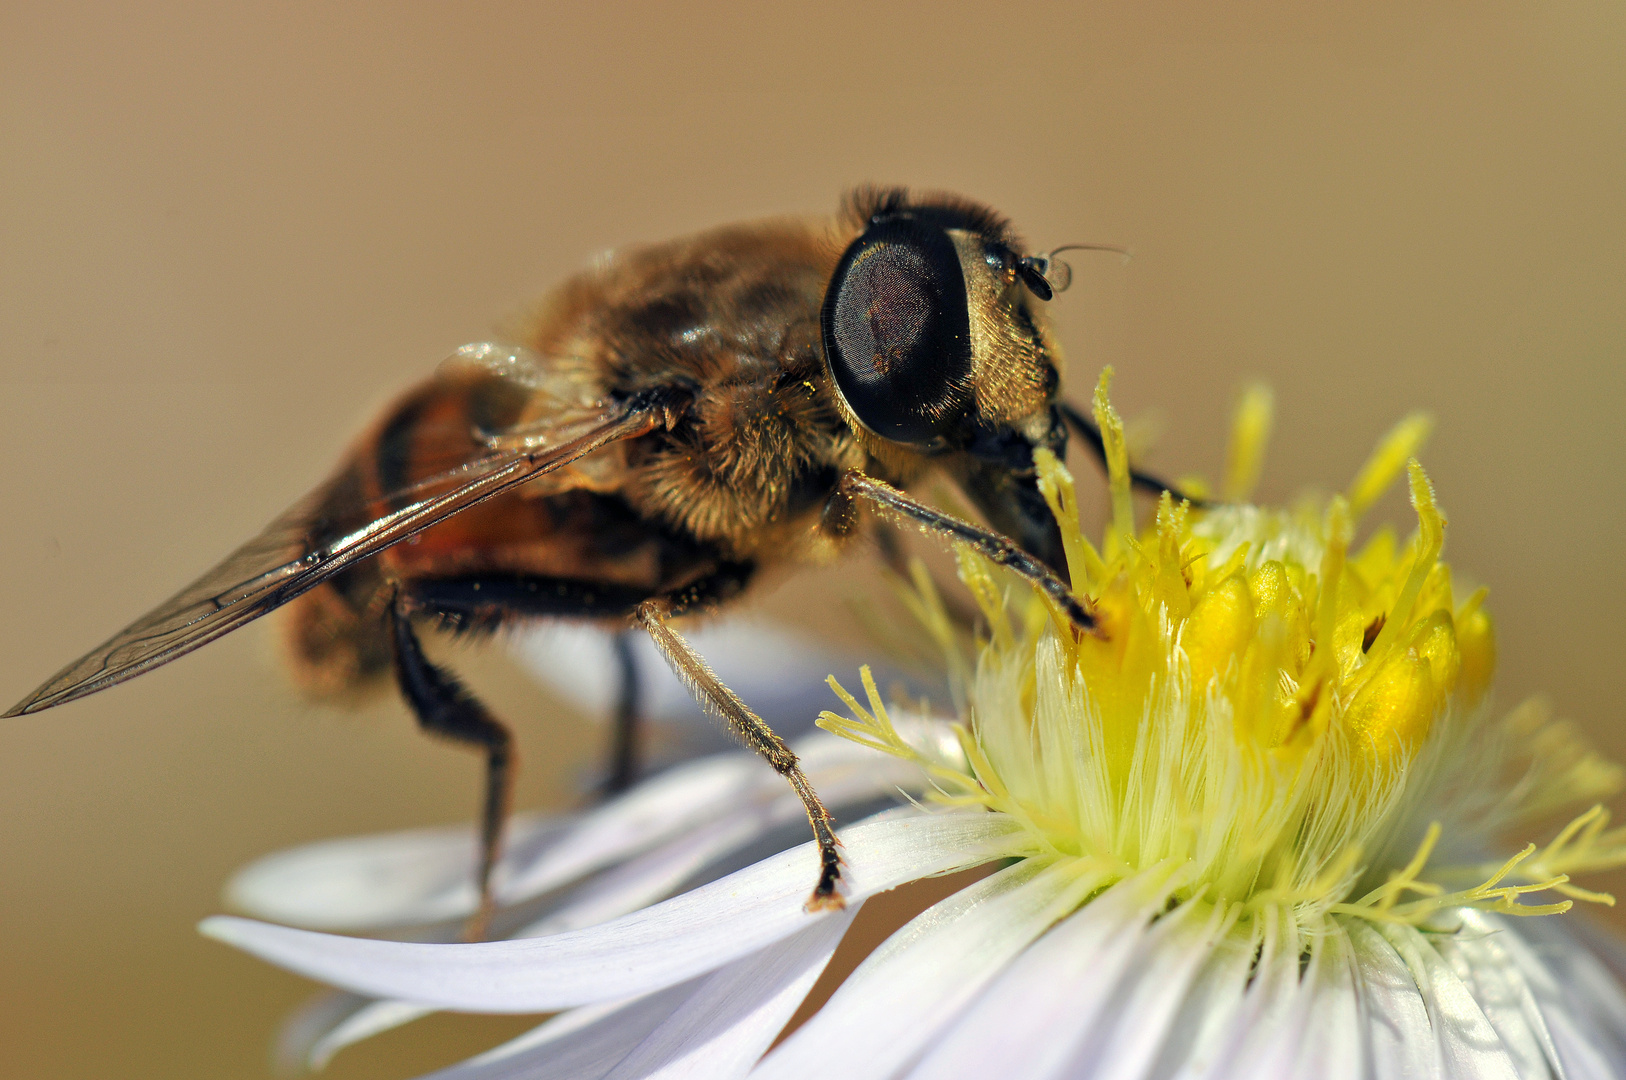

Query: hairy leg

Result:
[633,600,844,910]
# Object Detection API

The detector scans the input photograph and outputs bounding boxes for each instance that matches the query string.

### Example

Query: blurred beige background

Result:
[1,3,1622,1077]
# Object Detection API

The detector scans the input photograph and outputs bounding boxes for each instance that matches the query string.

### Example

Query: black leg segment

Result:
[605,630,642,796]
[388,594,514,939]
[404,563,757,633]
[402,564,752,806]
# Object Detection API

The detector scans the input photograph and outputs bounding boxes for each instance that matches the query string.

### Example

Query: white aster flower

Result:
[204,378,1626,1079]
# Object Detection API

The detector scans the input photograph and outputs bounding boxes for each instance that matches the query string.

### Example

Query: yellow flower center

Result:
[823,373,1626,932]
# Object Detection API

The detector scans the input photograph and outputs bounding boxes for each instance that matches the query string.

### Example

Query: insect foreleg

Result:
[837,470,1096,633]
[388,595,515,941]
[1058,401,1209,507]
[633,600,844,911]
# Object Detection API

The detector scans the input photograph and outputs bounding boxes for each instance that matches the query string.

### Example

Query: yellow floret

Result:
[822,371,1625,932]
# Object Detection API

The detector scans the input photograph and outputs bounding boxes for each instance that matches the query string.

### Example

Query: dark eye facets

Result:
[822,218,972,446]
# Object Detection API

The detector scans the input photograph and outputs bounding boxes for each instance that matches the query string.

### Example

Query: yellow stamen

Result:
[822,385,1626,935]
[1347,412,1433,518]
[1035,447,1104,590]
[1359,462,1446,668]
[1223,384,1274,502]
[1092,368,1135,552]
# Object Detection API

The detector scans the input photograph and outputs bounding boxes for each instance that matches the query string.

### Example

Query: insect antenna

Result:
[1019,242,1133,299]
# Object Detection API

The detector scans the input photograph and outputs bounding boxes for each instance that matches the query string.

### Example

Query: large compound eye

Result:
[821,218,973,446]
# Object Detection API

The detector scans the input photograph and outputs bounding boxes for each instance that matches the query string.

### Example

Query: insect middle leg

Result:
[387,593,514,940]
[605,630,642,795]
[634,599,844,911]
[1059,401,1208,507]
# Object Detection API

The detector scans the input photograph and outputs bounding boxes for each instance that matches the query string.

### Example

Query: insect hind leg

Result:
[401,569,751,795]
[388,593,514,940]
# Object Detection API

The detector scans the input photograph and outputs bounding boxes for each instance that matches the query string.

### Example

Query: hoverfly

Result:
[8,188,1183,930]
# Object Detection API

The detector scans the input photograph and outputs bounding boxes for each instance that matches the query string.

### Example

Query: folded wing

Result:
[7,350,675,716]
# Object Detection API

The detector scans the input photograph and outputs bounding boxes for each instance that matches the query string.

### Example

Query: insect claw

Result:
[805,888,848,913]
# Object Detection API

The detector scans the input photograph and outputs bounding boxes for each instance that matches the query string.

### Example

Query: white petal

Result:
[1291,924,1366,1080]
[899,866,1186,1080]
[1069,898,1239,1080]
[498,731,922,909]
[200,809,1020,1012]
[516,812,796,938]
[1347,919,1442,1080]
[421,988,695,1080]
[495,754,766,907]
[512,618,863,736]
[417,913,853,1080]
[1542,1019,1622,1080]
[226,812,577,931]
[603,909,855,1079]
[1561,913,1626,989]
[1232,919,1363,1080]
[230,727,921,933]
[279,823,744,1070]
[1377,921,1521,1080]
[1196,910,1321,1080]
[1138,917,1257,1079]
[515,730,936,938]
[1489,914,1626,1079]
[310,999,436,1070]
[1436,912,1562,1079]
[287,786,900,1066]
[273,991,381,1071]
[754,858,1101,1080]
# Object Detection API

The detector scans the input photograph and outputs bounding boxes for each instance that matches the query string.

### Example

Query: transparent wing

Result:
[7,360,677,717]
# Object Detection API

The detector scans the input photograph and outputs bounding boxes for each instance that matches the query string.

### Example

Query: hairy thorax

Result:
[518,218,882,563]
